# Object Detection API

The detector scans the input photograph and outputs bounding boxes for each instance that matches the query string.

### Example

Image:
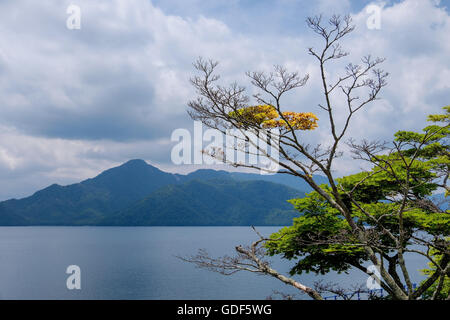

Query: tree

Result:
[266,107,449,299]
[420,247,449,300]
[181,14,449,300]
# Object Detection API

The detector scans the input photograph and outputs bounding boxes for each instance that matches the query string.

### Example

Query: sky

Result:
[0,0,449,200]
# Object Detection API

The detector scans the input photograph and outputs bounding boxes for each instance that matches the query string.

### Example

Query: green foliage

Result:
[266,106,450,280]
[395,105,449,196]
[420,247,450,300]
[339,158,437,201]
[266,189,367,275]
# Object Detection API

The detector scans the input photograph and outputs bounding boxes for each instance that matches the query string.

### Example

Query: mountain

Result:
[229,171,329,192]
[81,159,181,208]
[0,159,311,226]
[0,160,180,225]
[103,179,303,226]
[182,169,232,182]
[181,169,329,192]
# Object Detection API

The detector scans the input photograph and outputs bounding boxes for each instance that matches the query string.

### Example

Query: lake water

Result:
[0,227,427,300]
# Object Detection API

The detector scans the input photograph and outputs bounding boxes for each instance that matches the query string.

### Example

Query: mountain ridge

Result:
[0,159,317,226]
[104,178,302,226]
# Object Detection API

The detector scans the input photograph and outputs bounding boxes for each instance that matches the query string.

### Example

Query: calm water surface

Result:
[0,227,427,299]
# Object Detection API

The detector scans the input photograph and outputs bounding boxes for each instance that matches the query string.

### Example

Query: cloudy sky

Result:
[0,0,449,200]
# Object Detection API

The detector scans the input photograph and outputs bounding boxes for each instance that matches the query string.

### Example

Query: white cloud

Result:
[0,124,177,200]
[0,0,448,198]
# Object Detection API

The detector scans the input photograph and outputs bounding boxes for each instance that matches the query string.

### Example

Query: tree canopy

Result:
[266,106,449,298]
[228,104,319,130]
[182,14,449,300]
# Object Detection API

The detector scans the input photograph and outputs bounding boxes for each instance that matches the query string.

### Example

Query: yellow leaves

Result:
[229,105,278,125]
[263,112,319,130]
[228,105,319,131]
